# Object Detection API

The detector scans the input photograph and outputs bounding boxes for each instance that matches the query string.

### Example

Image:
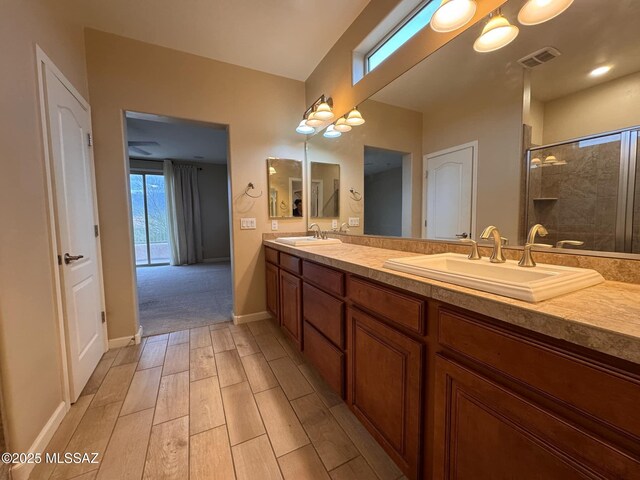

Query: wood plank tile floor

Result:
[30,320,406,480]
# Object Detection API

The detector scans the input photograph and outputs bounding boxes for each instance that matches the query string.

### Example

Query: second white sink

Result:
[275,236,342,247]
[383,253,604,302]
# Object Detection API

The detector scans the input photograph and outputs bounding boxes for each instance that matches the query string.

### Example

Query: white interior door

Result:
[424,142,476,240]
[44,66,105,402]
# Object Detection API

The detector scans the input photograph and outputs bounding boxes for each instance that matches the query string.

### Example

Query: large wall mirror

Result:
[306,0,640,257]
[267,158,303,218]
[309,162,340,218]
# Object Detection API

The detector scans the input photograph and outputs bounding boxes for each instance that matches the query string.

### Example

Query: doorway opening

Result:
[126,112,233,336]
[363,146,408,237]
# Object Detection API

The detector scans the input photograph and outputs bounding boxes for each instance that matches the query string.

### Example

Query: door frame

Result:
[36,45,108,407]
[422,141,478,240]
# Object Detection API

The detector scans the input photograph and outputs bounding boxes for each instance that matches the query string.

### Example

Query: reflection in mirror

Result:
[267,158,303,218]
[309,162,340,218]
[306,0,640,257]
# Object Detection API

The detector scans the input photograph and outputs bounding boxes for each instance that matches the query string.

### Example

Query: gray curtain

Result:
[164,160,203,265]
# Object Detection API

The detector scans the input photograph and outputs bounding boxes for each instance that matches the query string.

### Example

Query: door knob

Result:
[455,233,468,239]
[64,253,84,264]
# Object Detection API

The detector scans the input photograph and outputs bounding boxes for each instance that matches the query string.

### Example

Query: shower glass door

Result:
[130,173,170,265]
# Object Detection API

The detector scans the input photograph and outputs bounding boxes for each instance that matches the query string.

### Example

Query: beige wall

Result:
[305,0,506,119]
[541,71,640,144]
[0,0,89,455]
[85,30,306,339]
[423,86,524,242]
[307,99,423,236]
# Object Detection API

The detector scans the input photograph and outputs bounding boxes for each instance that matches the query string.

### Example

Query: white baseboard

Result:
[11,401,68,480]
[203,257,230,263]
[233,310,272,325]
[108,325,143,349]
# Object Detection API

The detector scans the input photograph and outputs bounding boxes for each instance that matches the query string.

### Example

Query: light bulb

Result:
[323,125,341,138]
[305,111,324,127]
[314,101,334,120]
[296,120,315,135]
[431,0,477,33]
[334,117,352,133]
[473,13,519,53]
[345,108,365,126]
[517,0,573,26]
[590,65,612,77]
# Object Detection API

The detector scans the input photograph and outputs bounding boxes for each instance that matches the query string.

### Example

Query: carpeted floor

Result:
[136,262,233,336]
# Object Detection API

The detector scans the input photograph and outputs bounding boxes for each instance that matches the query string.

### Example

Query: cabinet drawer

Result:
[348,277,425,335]
[279,252,301,275]
[303,321,344,396]
[303,283,344,348]
[438,308,640,441]
[303,261,345,297]
[265,247,279,264]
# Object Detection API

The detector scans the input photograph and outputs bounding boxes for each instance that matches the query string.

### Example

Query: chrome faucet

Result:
[339,222,350,233]
[460,238,481,260]
[308,223,321,239]
[556,240,584,249]
[480,226,506,263]
[519,224,552,267]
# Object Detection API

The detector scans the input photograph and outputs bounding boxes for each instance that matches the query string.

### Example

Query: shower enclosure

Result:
[525,127,639,254]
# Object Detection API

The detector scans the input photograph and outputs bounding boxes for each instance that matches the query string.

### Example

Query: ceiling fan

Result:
[128,141,159,156]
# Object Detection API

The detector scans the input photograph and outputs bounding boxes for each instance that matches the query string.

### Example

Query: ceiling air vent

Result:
[518,47,561,69]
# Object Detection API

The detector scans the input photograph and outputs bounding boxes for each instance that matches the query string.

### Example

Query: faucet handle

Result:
[500,237,509,246]
[527,243,553,249]
[556,240,584,248]
[460,238,481,260]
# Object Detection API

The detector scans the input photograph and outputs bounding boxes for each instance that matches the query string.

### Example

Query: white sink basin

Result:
[275,236,342,247]
[383,253,604,302]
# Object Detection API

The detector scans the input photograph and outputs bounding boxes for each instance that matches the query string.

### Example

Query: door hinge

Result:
[57,254,62,266]
[87,133,93,147]
[94,224,99,237]
[425,220,427,227]
[101,311,106,323]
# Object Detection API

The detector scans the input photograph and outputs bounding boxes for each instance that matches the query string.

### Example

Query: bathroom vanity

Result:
[264,240,640,480]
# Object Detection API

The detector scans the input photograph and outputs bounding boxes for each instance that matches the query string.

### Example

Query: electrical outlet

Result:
[348,217,360,227]
[332,219,338,229]
[240,218,257,230]
[271,220,278,231]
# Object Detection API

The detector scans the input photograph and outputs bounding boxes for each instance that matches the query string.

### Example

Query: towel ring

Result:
[349,187,362,201]
[244,182,263,198]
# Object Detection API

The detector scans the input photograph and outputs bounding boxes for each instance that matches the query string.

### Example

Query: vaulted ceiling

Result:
[62,0,370,81]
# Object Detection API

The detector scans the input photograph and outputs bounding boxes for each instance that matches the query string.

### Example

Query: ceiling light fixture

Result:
[295,119,315,135]
[345,107,366,126]
[334,117,352,133]
[323,124,342,138]
[590,65,612,77]
[473,10,519,53]
[431,0,477,33]
[517,0,574,26]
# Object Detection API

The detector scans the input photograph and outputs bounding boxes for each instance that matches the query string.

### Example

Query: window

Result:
[366,0,439,73]
[130,173,169,265]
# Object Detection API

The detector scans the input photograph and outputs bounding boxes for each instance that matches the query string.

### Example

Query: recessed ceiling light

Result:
[590,65,612,77]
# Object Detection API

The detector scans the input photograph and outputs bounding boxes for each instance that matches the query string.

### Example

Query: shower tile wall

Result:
[528,139,621,251]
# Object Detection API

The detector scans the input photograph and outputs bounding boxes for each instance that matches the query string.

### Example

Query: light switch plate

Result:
[332,219,338,229]
[240,218,257,230]
[348,217,360,227]
[271,220,278,231]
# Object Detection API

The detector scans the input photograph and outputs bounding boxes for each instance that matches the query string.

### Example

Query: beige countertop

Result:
[264,239,640,366]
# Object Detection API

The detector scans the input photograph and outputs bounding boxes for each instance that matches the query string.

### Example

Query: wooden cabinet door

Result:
[433,355,640,480]
[347,307,423,479]
[265,262,279,323]
[280,270,302,347]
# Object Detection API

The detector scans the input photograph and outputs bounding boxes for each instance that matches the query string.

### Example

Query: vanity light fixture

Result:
[590,65,612,77]
[345,107,366,126]
[305,111,324,128]
[269,166,277,175]
[314,101,335,121]
[430,0,477,33]
[334,117,352,133]
[295,119,315,135]
[323,124,342,138]
[543,154,557,166]
[517,0,574,26]
[473,10,519,53]
[530,157,542,168]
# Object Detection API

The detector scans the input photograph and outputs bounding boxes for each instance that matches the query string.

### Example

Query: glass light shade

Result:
[323,125,342,138]
[296,120,315,135]
[334,117,352,133]
[517,0,573,26]
[345,108,365,126]
[473,14,519,53]
[305,111,324,127]
[314,101,334,120]
[543,155,557,165]
[269,166,277,175]
[531,157,542,166]
[431,0,477,33]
